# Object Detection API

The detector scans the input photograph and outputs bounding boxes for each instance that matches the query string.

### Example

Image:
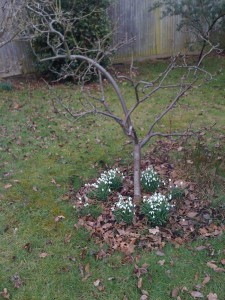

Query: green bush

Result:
[29,0,112,79]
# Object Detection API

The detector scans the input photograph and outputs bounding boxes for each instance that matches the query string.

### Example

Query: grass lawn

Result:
[0,56,225,299]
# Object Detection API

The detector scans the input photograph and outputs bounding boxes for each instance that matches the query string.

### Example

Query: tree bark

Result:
[133,143,141,203]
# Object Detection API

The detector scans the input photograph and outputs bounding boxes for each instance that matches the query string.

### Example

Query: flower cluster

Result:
[141,193,171,226]
[168,179,184,200]
[86,168,124,201]
[141,167,163,193]
[112,194,135,224]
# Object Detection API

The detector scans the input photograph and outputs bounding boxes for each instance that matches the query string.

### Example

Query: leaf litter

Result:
[73,141,225,256]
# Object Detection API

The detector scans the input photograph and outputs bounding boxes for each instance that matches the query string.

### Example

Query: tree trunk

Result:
[133,143,141,204]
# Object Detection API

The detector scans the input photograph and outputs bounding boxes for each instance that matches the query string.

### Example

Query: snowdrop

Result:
[112,194,135,225]
[141,193,172,226]
[141,167,162,193]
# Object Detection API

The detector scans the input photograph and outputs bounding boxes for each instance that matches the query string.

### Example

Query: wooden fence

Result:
[111,0,190,62]
[0,0,190,78]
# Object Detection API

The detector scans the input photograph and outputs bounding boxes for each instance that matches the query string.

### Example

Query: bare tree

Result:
[5,0,218,202]
[42,49,217,203]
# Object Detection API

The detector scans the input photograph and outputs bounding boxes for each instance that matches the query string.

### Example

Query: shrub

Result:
[28,0,112,79]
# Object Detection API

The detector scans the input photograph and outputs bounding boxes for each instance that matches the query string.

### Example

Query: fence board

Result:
[111,0,190,62]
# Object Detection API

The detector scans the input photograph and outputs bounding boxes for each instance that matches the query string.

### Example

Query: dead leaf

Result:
[39,252,48,258]
[194,273,199,281]
[158,259,165,266]
[207,293,218,300]
[61,194,70,201]
[140,295,148,300]
[0,288,10,299]
[93,279,101,287]
[97,285,105,292]
[220,258,225,265]
[51,178,56,184]
[171,287,179,298]
[32,186,38,192]
[64,233,71,244]
[141,290,149,296]
[149,227,160,235]
[79,263,84,277]
[187,212,198,218]
[207,261,225,272]
[202,274,210,286]
[195,246,207,251]
[84,263,90,274]
[13,103,21,110]
[11,273,22,289]
[137,277,143,289]
[190,291,204,298]
[187,160,194,164]
[156,250,165,256]
[4,184,12,189]
[23,243,32,253]
[54,215,65,222]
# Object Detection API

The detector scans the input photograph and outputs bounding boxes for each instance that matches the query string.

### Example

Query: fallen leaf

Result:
[141,290,149,296]
[32,186,38,192]
[156,250,165,256]
[140,295,148,300]
[158,259,165,266]
[195,246,207,251]
[13,103,21,110]
[54,215,65,222]
[51,178,56,184]
[107,277,115,281]
[61,194,70,201]
[207,293,218,300]
[0,288,10,299]
[207,261,225,272]
[97,285,105,292]
[23,243,32,253]
[187,160,194,164]
[11,273,22,289]
[39,252,48,258]
[64,233,71,244]
[220,258,225,265]
[190,291,204,298]
[93,279,101,287]
[171,287,179,298]
[187,212,198,218]
[79,263,84,277]
[137,277,143,289]
[149,227,160,235]
[202,274,210,286]
[84,263,90,274]
[4,184,12,189]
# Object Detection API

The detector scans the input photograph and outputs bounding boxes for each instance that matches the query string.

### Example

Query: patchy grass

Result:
[0,57,225,299]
